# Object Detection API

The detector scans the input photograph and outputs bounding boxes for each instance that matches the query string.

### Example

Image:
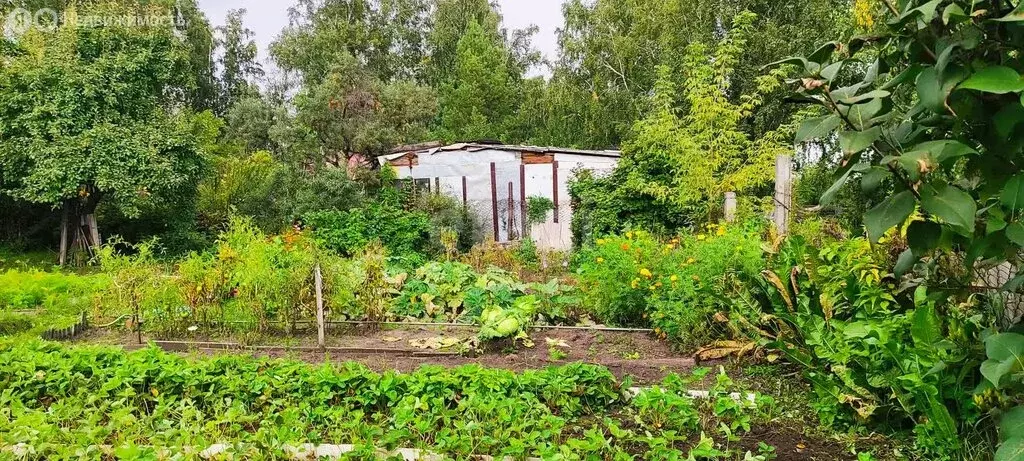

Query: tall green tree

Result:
[549,0,852,148]
[215,8,264,115]
[435,17,515,141]
[0,1,208,256]
[570,12,788,242]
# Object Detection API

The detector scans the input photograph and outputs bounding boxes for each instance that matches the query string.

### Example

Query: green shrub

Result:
[0,270,107,311]
[574,224,764,348]
[305,203,431,258]
[748,236,988,458]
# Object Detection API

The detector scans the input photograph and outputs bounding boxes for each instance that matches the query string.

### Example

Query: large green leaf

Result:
[921,183,977,236]
[1001,406,1024,442]
[1002,175,1024,212]
[839,127,881,155]
[864,191,915,242]
[907,220,941,254]
[795,115,841,143]
[909,140,978,164]
[861,167,889,193]
[845,98,885,130]
[959,66,1024,94]
[1008,222,1024,247]
[995,4,1024,22]
[911,303,941,345]
[982,333,1024,388]
[917,66,966,113]
[996,437,1024,461]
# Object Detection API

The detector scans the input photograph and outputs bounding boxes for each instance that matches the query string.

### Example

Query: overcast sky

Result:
[196,0,565,77]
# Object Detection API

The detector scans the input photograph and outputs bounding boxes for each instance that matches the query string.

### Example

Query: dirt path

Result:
[76,325,700,383]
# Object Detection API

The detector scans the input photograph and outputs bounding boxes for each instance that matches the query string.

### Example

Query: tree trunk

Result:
[58,191,103,266]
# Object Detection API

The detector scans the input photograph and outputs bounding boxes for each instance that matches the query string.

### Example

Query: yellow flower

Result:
[649,285,657,291]
[620,243,631,251]
[716,226,726,236]
[655,282,662,288]
[631,278,640,289]
[596,238,606,246]
[639,268,653,278]
[670,275,678,282]
[697,234,706,241]
[626,231,634,239]
[596,257,605,264]
[686,258,695,264]
[665,244,675,250]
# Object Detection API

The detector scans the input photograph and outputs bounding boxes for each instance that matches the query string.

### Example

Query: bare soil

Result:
[74,325,699,383]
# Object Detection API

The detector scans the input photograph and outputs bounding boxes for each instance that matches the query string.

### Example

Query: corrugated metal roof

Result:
[378,142,621,163]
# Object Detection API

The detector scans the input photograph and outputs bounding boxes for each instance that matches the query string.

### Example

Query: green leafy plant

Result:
[525,196,554,226]
[749,236,986,457]
[574,224,764,348]
[777,0,1024,276]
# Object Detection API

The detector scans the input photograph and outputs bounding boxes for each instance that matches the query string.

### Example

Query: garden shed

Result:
[378,142,620,250]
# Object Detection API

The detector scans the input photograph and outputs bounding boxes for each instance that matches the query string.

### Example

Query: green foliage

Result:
[197,151,289,232]
[356,241,390,323]
[778,0,1024,275]
[794,163,882,233]
[548,0,851,148]
[525,196,554,226]
[215,9,264,115]
[436,17,516,142]
[0,2,207,219]
[750,237,987,457]
[411,192,478,256]
[569,14,789,243]
[477,295,538,343]
[0,269,107,336]
[305,203,430,259]
[574,224,764,348]
[0,340,794,458]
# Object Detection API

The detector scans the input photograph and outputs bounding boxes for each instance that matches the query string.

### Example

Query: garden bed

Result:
[73,325,698,384]
[0,341,884,460]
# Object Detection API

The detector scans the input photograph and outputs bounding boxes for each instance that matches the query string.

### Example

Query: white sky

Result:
[195,0,565,77]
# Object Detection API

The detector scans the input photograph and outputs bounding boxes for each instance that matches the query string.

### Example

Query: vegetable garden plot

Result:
[74,326,698,384]
[0,341,873,460]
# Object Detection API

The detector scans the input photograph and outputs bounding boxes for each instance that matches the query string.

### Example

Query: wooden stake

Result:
[724,192,737,223]
[490,163,499,241]
[774,155,792,235]
[552,161,560,224]
[315,264,325,351]
[59,202,69,266]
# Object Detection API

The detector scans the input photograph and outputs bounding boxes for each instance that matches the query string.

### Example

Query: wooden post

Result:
[58,203,69,266]
[86,214,101,250]
[490,163,499,241]
[520,165,528,240]
[461,176,468,207]
[552,161,560,224]
[508,182,515,240]
[774,155,793,235]
[315,264,325,351]
[724,192,737,223]
[434,177,440,194]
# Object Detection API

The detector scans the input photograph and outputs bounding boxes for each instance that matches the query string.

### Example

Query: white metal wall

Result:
[390,149,618,250]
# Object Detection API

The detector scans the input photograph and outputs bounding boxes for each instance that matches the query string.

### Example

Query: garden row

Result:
[4,214,1023,458]
[0,340,870,460]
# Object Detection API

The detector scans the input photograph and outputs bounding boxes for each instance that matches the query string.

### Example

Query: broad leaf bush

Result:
[747,236,987,458]
[574,224,764,348]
